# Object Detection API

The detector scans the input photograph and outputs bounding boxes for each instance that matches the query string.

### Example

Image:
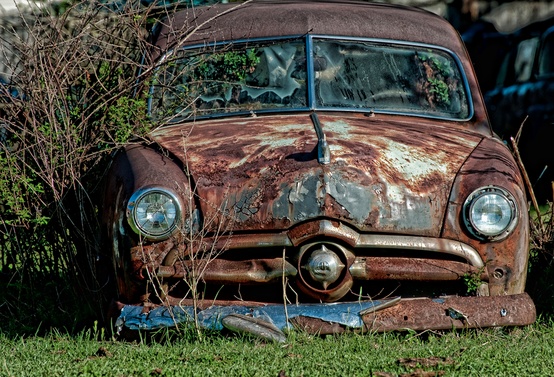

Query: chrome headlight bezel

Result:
[462,186,518,241]
[126,187,182,241]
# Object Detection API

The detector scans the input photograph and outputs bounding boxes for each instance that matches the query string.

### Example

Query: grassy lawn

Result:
[2,319,554,377]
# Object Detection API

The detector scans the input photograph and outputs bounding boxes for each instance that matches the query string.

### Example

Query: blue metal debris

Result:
[116,299,395,333]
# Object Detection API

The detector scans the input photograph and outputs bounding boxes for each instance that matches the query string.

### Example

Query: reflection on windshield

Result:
[150,38,469,122]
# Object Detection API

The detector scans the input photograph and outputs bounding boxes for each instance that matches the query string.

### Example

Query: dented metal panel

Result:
[116,299,390,332]
[290,294,536,334]
[362,293,536,331]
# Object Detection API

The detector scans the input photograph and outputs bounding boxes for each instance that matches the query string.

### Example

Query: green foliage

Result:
[107,96,149,144]
[462,266,485,294]
[428,77,451,105]
[197,48,260,83]
[418,53,453,106]
[0,152,49,226]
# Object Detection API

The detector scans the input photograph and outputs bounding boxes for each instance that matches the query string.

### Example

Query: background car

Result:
[101,0,535,336]
[483,16,554,201]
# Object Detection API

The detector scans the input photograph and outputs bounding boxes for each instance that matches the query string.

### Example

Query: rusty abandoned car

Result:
[101,0,536,338]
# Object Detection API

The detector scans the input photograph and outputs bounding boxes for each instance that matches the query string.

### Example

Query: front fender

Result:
[442,137,529,295]
[101,145,193,302]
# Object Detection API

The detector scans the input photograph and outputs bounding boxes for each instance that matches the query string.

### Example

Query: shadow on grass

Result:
[526,254,554,319]
[0,269,99,338]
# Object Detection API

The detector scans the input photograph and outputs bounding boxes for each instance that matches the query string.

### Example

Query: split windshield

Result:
[150,37,470,121]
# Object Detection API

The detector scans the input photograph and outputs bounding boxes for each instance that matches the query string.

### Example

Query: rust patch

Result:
[349,257,486,281]
[156,258,297,284]
[287,221,321,243]
[363,293,536,331]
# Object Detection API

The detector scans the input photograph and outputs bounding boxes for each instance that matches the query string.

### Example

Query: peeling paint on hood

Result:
[150,113,482,236]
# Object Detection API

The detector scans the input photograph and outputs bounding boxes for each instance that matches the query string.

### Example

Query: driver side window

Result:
[538,30,554,77]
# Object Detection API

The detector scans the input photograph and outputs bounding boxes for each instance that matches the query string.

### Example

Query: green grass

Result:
[3,320,554,377]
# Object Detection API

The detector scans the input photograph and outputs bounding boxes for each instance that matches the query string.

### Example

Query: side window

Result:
[513,37,539,83]
[495,52,513,87]
[538,30,554,76]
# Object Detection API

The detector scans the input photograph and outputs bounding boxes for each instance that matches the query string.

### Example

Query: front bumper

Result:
[114,293,536,340]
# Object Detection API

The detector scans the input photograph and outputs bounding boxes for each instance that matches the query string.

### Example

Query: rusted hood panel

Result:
[150,113,482,236]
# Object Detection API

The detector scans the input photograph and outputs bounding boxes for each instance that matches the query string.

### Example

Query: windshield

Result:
[150,37,470,122]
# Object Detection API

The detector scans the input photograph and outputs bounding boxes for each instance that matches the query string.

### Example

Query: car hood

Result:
[150,113,482,237]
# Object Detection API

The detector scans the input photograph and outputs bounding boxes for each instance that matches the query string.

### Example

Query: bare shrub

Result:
[0,0,252,334]
[0,0,164,331]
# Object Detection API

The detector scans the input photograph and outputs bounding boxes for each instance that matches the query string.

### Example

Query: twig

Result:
[514,115,528,145]
[510,135,544,232]
[282,247,290,332]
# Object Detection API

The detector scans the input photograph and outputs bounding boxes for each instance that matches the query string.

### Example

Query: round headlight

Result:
[127,187,182,240]
[463,186,518,241]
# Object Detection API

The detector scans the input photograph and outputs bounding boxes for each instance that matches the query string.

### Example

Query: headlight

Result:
[127,187,182,241]
[463,186,518,241]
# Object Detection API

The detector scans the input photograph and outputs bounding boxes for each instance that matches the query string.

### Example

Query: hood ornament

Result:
[310,112,331,165]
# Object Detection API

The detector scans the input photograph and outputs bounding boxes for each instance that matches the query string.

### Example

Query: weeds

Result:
[463,266,486,295]
[0,0,270,337]
[510,120,554,314]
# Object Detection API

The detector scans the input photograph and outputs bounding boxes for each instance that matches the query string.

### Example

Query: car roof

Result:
[152,0,465,55]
